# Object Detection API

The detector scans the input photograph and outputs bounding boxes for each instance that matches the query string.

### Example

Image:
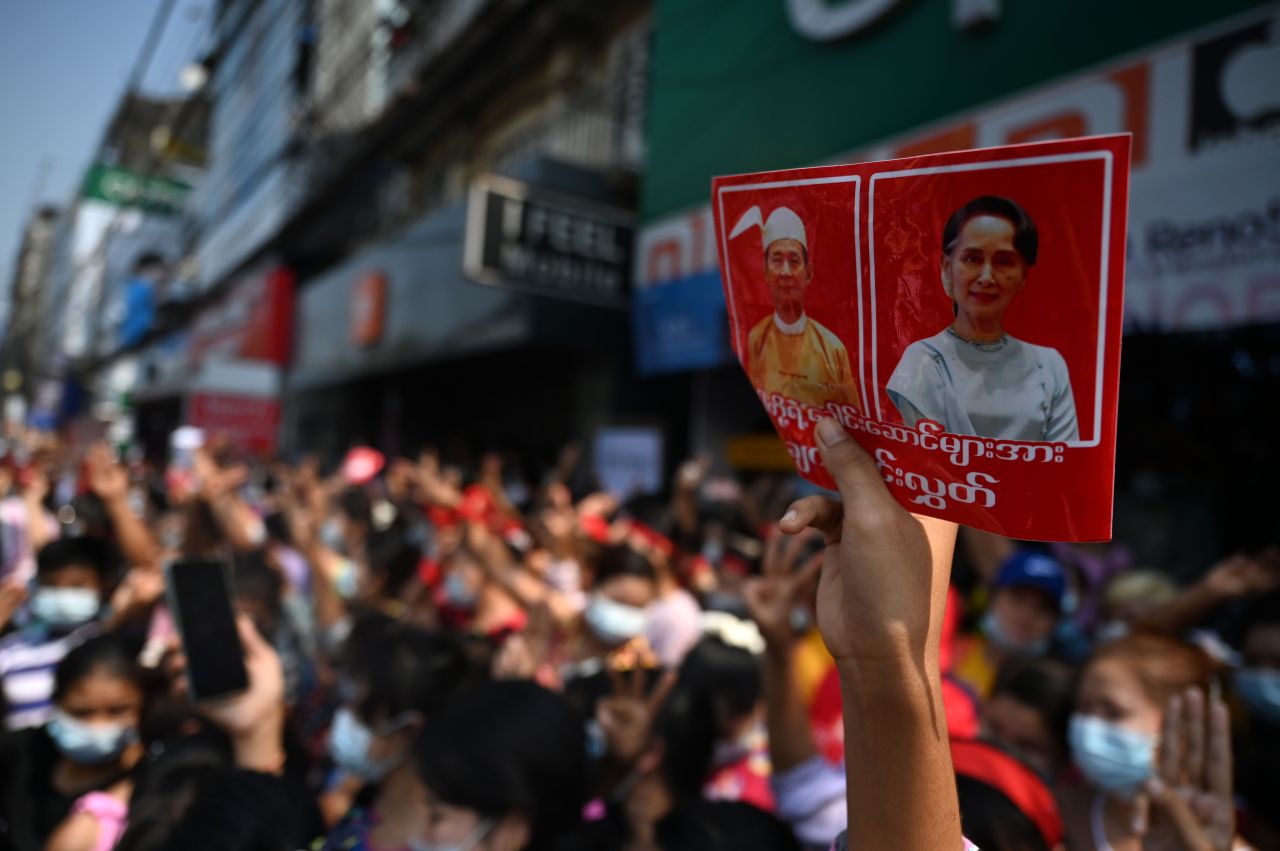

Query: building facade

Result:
[119,0,677,481]
[1,207,61,420]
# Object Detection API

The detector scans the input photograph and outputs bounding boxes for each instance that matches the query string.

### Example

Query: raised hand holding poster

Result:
[713,135,1131,541]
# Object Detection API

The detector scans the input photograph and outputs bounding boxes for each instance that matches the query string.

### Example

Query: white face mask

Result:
[47,709,137,764]
[328,707,412,781]
[30,587,101,629]
[1068,713,1156,797]
[584,595,649,646]
[409,817,495,851]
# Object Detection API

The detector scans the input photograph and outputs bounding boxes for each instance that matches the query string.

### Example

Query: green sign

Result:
[642,0,1272,221]
[81,163,191,216]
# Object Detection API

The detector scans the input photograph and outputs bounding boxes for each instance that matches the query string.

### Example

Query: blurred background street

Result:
[2,4,1280,851]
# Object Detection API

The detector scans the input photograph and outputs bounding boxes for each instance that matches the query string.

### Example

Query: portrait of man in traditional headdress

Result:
[744,207,858,409]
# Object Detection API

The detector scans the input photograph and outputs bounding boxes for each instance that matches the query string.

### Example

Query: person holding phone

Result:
[0,633,146,851]
[115,614,321,851]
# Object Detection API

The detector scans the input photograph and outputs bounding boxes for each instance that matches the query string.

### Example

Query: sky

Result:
[0,0,209,327]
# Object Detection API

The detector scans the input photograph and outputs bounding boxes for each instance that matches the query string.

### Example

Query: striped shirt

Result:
[0,623,97,730]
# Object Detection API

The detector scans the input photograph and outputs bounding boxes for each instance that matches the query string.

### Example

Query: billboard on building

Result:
[635,2,1280,373]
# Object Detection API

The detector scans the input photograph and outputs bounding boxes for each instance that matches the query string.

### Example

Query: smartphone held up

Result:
[164,556,249,702]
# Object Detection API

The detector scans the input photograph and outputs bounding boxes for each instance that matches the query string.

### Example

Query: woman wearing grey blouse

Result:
[886,195,1079,443]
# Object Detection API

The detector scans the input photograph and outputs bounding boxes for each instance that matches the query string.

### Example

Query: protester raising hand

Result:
[744,531,823,650]
[596,667,678,765]
[743,531,826,783]
[1200,550,1280,602]
[84,443,129,504]
[1140,689,1237,851]
[1137,550,1280,636]
[86,442,162,569]
[105,567,165,628]
[492,601,557,685]
[19,463,54,554]
[778,418,962,851]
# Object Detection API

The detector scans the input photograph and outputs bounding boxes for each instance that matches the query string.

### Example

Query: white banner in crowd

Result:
[637,8,1280,333]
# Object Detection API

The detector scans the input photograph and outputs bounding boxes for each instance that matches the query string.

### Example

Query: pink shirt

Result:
[71,791,128,851]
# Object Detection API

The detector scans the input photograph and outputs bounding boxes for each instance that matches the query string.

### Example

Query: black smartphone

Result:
[164,557,249,702]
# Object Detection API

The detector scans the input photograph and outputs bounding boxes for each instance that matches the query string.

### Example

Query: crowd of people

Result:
[0,419,1276,850]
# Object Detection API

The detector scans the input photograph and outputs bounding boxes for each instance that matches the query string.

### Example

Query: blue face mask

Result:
[1068,713,1156,797]
[981,610,1049,658]
[443,572,477,611]
[328,707,411,781]
[409,817,495,851]
[47,710,136,765]
[1236,668,1280,724]
[30,587,101,630]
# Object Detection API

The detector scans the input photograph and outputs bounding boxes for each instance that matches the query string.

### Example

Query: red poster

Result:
[712,135,1131,541]
[188,266,295,368]
[188,393,281,455]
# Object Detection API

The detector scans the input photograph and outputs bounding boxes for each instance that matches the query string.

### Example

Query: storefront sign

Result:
[351,271,387,347]
[632,269,730,374]
[81,163,191,216]
[188,393,281,454]
[725,433,794,471]
[784,0,1001,41]
[188,266,295,367]
[464,175,633,307]
[594,426,664,499]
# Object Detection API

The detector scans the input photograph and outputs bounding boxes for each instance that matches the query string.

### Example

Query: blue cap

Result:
[994,551,1067,609]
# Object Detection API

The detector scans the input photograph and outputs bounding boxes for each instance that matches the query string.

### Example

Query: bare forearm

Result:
[303,543,347,629]
[840,517,960,851]
[210,497,260,552]
[764,646,818,772]
[24,499,51,552]
[232,713,286,775]
[672,488,699,537]
[839,654,960,851]
[104,497,161,568]
[1133,582,1224,635]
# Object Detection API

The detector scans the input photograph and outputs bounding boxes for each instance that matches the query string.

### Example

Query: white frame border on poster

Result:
[716,175,869,415]
[868,150,1114,448]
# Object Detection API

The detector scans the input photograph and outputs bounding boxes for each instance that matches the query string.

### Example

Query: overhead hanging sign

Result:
[81,164,191,216]
[464,175,633,307]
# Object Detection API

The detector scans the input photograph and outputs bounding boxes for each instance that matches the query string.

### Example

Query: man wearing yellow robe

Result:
[746,207,858,409]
